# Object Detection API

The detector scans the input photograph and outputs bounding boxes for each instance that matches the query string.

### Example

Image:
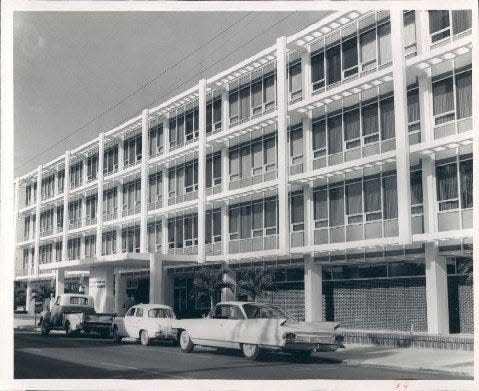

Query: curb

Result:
[337,358,473,378]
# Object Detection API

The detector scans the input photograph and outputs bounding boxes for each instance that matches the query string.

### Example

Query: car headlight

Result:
[282,332,296,340]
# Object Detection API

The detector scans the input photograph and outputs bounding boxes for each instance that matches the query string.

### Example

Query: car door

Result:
[189,304,227,347]
[122,306,137,337]
[218,304,246,348]
[131,307,144,337]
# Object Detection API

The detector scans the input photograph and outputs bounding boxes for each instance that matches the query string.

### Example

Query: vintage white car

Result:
[111,304,176,346]
[171,301,345,361]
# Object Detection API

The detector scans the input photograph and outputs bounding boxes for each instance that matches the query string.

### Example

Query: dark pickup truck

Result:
[39,293,115,337]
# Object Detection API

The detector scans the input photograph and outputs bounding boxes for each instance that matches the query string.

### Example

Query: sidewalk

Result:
[13,314,473,378]
[320,343,473,378]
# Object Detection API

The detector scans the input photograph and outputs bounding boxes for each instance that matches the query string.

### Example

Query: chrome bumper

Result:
[283,335,345,352]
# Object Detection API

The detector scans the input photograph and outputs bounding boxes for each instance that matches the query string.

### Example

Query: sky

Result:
[13,10,330,177]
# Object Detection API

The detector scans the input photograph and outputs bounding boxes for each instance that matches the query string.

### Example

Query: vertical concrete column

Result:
[221,268,236,302]
[140,109,150,253]
[221,204,228,256]
[96,134,104,257]
[149,254,164,304]
[221,146,229,192]
[114,270,128,316]
[221,88,229,132]
[301,48,311,100]
[116,226,122,254]
[419,69,437,235]
[276,36,290,255]
[33,166,42,277]
[53,204,58,235]
[391,10,411,244]
[80,234,86,259]
[89,266,115,313]
[303,183,314,247]
[62,151,71,262]
[416,10,431,55]
[118,136,124,172]
[81,195,86,228]
[83,158,88,185]
[161,217,168,255]
[425,243,449,334]
[55,269,65,296]
[26,282,33,314]
[162,116,170,155]
[303,114,313,172]
[197,79,207,263]
[304,254,322,322]
[162,167,169,208]
[117,183,123,219]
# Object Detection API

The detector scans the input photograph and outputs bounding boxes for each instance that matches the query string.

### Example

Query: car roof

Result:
[131,303,173,310]
[217,301,272,307]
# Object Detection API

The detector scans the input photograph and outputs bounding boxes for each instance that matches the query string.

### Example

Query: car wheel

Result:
[40,320,50,336]
[291,350,312,362]
[112,327,122,343]
[179,330,194,353]
[140,330,150,346]
[241,343,261,361]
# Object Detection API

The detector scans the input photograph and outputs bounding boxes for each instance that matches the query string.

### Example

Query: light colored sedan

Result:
[171,301,345,361]
[112,304,176,346]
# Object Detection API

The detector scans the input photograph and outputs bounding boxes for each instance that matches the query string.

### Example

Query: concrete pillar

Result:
[221,204,228,256]
[161,217,168,255]
[149,254,164,304]
[62,151,71,262]
[221,268,236,302]
[221,89,229,132]
[96,134,104,257]
[197,79,207,263]
[304,254,322,322]
[140,109,149,253]
[301,48,311,100]
[303,114,313,172]
[26,282,34,315]
[117,184,123,219]
[416,10,431,55]
[33,166,42,277]
[89,266,114,313]
[162,116,169,155]
[391,10,411,244]
[114,270,128,316]
[55,269,65,297]
[425,243,449,334]
[221,146,229,192]
[303,184,314,247]
[276,36,289,255]
[118,137,124,172]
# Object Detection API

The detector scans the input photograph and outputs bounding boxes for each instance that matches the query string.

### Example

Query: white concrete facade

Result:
[14,9,474,334]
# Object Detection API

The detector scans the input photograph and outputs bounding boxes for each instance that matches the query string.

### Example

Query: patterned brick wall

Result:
[257,289,305,321]
[448,275,473,334]
[323,277,428,332]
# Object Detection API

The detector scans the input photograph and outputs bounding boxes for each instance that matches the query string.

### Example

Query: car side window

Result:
[229,305,245,320]
[135,308,144,317]
[126,307,136,317]
[213,305,230,319]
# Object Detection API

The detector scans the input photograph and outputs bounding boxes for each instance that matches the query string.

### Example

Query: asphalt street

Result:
[14,330,468,380]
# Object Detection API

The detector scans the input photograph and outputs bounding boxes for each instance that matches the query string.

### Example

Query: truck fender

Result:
[64,313,83,330]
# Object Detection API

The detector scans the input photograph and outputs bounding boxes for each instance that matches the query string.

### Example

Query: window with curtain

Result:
[407,88,420,130]
[240,144,251,179]
[312,118,326,157]
[377,22,392,65]
[343,108,360,148]
[289,126,303,161]
[290,192,304,230]
[459,159,472,208]
[362,102,379,142]
[346,182,363,223]
[403,11,416,53]
[264,73,276,106]
[455,69,472,120]
[327,114,343,154]
[239,86,251,121]
[342,35,358,77]
[326,44,341,85]
[382,175,398,219]
[436,162,458,210]
[289,61,302,96]
[264,198,277,234]
[364,178,381,220]
[380,96,395,140]
[252,202,263,236]
[263,136,276,169]
[429,10,450,42]
[229,90,239,123]
[229,207,240,239]
[229,149,240,180]
[177,114,185,145]
[432,75,454,124]
[329,187,344,227]
[410,171,423,206]
[251,79,263,111]
[252,141,263,174]
[240,205,252,239]
[314,188,328,226]
[360,28,376,70]
[311,50,325,90]
[452,10,472,35]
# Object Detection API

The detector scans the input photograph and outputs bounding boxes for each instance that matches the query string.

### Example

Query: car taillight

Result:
[282,332,296,340]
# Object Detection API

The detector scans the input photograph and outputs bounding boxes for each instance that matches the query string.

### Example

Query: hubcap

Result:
[243,344,256,357]
[180,332,189,349]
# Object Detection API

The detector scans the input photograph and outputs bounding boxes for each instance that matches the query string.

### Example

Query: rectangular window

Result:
[410,170,423,206]
[362,101,379,143]
[312,118,326,158]
[343,108,360,149]
[329,187,344,227]
[288,61,302,99]
[263,136,276,170]
[364,177,382,220]
[103,146,118,175]
[452,10,472,35]
[251,79,263,113]
[360,28,377,71]
[239,85,250,121]
[436,162,458,210]
[429,10,450,42]
[377,21,392,65]
[407,87,420,131]
[346,181,362,223]
[290,192,304,231]
[403,11,417,54]
[380,96,395,140]
[252,202,263,236]
[432,75,454,124]
[326,44,341,85]
[459,159,472,209]
[289,125,303,164]
[311,50,325,90]
[313,188,328,227]
[240,204,252,239]
[455,69,472,120]
[263,72,276,108]
[327,114,342,154]
[382,175,398,219]
[229,207,240,240]
[342,35,358,78]
[264,198,277,235]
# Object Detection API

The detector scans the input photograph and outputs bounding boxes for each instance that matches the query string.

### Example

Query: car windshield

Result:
[148,308,175,318]
[69,297,88,305]
[242,304,294,320]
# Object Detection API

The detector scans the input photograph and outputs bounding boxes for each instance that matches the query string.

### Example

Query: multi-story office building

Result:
[14,9,474,336]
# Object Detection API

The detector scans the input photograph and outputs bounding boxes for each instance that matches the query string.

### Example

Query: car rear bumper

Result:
[283,335,345,352]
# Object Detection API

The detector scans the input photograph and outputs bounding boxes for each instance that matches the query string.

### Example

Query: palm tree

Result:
[191,265,235,310]
[236,267,275,302]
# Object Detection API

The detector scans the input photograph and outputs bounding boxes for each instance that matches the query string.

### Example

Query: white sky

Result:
[14,10,330,177]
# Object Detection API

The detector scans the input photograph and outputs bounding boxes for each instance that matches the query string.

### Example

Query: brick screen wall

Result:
[448,275,473,334]
[257,289,305,321]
